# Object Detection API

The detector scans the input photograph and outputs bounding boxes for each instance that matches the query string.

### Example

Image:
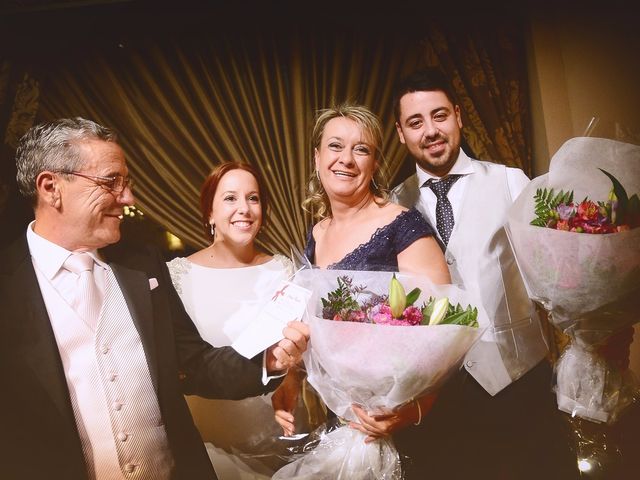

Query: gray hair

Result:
[15,117,117,204]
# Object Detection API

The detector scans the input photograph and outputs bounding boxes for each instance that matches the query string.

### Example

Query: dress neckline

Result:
[324,209,413,269]
[186,255,279,271]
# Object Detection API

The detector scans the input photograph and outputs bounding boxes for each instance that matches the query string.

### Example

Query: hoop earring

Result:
[371,177,379,190]
[316,170,320,181]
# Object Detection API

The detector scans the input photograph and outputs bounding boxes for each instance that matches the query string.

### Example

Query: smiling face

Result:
[314,117,377,204]
[395,90,463,177]
[56,139,135,250]
[209,168,262,248]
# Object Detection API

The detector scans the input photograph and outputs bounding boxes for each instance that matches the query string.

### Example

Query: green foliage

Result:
[530,187,574,227]
[405,287,421,306]
[321,276,361,319]
[420,296,479,327]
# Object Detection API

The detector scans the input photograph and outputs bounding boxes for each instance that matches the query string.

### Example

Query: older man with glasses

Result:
[0,117,310,480]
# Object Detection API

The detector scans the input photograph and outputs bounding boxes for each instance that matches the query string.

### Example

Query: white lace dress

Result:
[167,254,295,480]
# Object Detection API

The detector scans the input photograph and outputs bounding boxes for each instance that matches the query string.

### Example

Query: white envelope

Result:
[232,280,311,359]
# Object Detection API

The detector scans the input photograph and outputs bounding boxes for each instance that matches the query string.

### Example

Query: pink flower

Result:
[334,310,367,322]
[387,318,413,326]
[403,306,423,325]
[371,304,393,325]
[348,310,367,323]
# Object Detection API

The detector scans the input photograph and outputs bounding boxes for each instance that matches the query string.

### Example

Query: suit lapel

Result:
[108,262,160,392]
[3,236,78,428]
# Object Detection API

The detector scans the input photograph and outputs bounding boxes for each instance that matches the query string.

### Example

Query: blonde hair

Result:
[302,103,389,220]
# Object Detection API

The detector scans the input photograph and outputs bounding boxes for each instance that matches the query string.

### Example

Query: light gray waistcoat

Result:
[392,160,549,395]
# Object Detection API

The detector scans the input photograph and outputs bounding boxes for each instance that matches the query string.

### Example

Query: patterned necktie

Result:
[426,175,461,247]
[63,253,102,329]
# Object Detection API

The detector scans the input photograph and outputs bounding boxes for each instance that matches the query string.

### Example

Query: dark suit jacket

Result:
[0,235,275,480]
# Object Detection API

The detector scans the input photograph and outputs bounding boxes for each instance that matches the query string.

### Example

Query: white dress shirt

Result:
[415,149,530,233]
[26,222,172,479]
[392,151,549,394]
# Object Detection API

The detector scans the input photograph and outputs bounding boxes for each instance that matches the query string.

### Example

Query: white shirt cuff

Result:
[261,351,287,385]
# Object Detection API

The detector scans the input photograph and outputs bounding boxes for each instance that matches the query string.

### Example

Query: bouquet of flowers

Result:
[273,269,484,480]
[506,136,640,425]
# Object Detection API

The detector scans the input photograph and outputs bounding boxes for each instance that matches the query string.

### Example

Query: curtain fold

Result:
[421,19,532,174]
[38,20,530,254]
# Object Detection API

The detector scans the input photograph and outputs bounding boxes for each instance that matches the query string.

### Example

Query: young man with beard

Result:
[390,68,578,479]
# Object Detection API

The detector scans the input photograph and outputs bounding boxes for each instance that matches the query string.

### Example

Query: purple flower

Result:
[556,203,576,221]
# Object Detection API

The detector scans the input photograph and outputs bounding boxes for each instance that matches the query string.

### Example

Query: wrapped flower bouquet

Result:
[507,136,640,425]
[273,269,484,480]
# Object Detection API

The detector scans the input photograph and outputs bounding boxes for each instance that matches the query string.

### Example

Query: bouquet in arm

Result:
[273,269,484,480]
[507,137,640,427]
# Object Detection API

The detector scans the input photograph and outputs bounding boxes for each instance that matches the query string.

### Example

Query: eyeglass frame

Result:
[57,170,133,193]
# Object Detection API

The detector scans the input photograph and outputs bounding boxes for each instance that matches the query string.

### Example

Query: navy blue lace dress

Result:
[304,208,436,271]
[303,207,437,478]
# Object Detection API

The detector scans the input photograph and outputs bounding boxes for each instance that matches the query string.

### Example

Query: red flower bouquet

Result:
[507,137,640,425]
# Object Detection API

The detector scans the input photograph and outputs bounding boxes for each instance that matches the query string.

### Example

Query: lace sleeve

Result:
[272,254,295,278]
[165,257,191,295]
[393,208,437,255]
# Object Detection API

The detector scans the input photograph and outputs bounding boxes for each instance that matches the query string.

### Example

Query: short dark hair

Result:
[199,161,269,241]
[392,68,457,122]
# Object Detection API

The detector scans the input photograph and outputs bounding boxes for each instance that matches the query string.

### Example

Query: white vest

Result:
[36,265,174,479]
[392,161,549,395]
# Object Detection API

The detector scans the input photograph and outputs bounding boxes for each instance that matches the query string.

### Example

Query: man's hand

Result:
[266,320,310,373]
[272,369,303,436]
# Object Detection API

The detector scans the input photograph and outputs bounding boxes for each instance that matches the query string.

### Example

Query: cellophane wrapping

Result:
[506,136,640,424]
[273,269,485,479]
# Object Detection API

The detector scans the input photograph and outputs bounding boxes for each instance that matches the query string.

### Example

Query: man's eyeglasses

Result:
[58,171,133,193]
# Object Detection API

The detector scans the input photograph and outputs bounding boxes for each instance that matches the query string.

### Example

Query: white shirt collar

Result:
[415,148,475,186]
[26,221,107,280]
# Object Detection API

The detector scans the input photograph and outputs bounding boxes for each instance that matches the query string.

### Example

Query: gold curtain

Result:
[421,20,532,174]
[0,59,40,247]
[38,22,530,254]
[1,60,41,150]
[39,32,422,253]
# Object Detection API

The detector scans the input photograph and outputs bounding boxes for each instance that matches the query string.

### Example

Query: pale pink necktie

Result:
[64,253,102,329]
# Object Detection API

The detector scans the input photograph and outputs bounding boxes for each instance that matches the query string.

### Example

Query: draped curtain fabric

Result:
[0,59,39,247]
[0,60,40,150]
[421,20,532,174]
[40,31,422,253]
[38,19,531,254]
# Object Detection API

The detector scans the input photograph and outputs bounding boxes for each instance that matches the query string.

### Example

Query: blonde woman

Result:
[273,104,450,473]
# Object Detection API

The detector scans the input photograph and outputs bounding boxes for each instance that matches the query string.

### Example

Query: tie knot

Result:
[64,253,95,275]
[427,175,460,198]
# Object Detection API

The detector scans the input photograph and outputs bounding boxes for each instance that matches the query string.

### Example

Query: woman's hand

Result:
[272,369,303,436]
[349,393,438,443]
